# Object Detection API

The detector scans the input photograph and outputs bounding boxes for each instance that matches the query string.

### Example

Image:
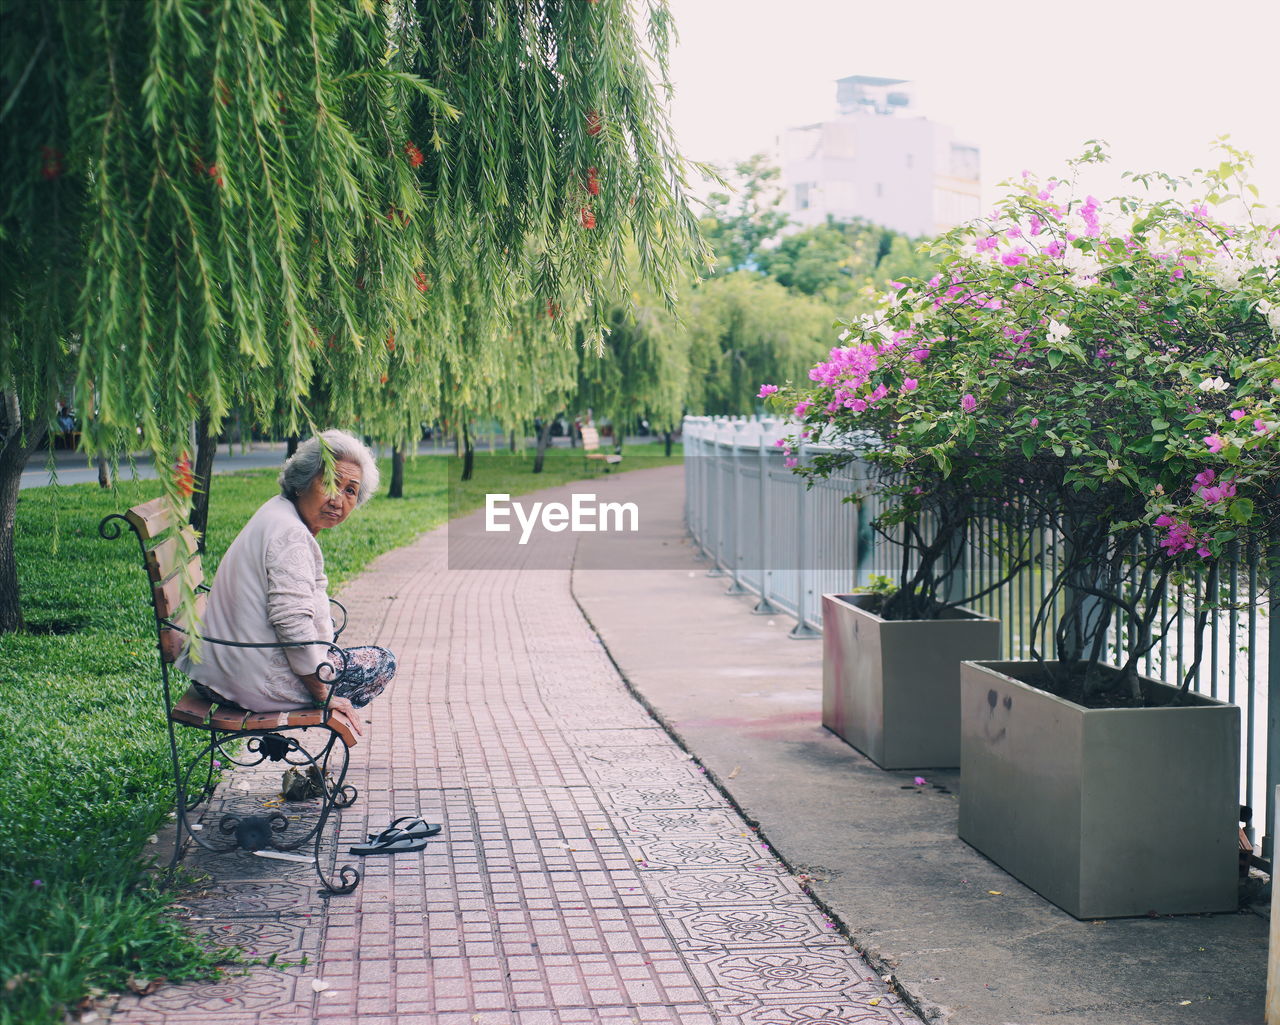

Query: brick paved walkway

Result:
[110,511,918,1025]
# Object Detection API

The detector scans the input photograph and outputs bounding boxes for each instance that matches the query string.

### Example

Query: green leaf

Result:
[1228,498,1255,524]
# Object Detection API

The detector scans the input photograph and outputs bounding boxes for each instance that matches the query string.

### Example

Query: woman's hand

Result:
[326,695,363,737]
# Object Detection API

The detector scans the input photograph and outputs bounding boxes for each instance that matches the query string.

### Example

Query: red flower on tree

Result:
[404,142,425,168]
[545,300,560,320]
[414,271,430,293]
[175,452,195,498]
[580,207,596,229]
[586,167,600,196]
[386,332,396,353]
[585,110,602,137]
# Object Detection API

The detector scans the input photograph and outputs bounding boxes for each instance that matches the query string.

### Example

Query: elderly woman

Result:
[178,430,394,737]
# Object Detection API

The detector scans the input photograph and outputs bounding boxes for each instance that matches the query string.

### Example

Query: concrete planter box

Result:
[959,660,1240,919]
[821,593,1001,769]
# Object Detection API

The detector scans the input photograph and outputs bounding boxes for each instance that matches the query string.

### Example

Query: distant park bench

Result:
[100,497,363,894]
[580,425,622,472]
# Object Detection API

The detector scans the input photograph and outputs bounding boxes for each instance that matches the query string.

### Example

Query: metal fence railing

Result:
[683,414,1278,869]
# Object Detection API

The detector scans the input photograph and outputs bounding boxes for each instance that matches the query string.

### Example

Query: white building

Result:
[778,75,980,237]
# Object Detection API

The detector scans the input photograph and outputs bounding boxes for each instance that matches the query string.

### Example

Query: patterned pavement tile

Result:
[108,517,917,1025]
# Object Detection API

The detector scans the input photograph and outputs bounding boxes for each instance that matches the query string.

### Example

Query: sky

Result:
[661,0,1280,215]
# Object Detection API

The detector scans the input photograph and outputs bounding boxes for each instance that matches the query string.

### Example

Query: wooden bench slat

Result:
[159,592,207,662]
[145,526,200,583]
[209,706,251,731]
[168,687,356,746]
[125,497,175,541]
[169,685,214,726]
[153,566,205,619]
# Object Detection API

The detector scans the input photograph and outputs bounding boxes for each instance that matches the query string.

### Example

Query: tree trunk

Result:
[461,422,475,481]
[287,434,299,458]
[189,412,219,552]
[0,396,44,634]
[389,446,405,498]
[509,429,517,452]
[96,453,111,488]
[664,429,673,457]
[533,418,552,474]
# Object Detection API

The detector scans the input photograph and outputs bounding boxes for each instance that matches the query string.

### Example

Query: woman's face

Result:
[294,459,363,535]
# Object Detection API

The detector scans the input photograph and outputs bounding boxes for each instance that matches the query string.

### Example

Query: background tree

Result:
[759,217,936,308]
[698,153,789,275]
[683,273,835,415]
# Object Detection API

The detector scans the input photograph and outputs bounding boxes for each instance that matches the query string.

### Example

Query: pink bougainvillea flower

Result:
[1230,409,1247,421]
[1191,468,1216,493]
[849,398,868,413]
[961,394,977,413]
[910,348,930,363]
[1203,434,1225,453]
[774,438,787,448]
[793,401,812,417]
[1029,417,1039,427]
[1158,518,1199,555]
[913,776,928,786]
[1001,248,1028,267]
[757,384,779,398]
[1154,514,1175,528]
[1200,481,1237,505]
[783,456,798,469]
[901,378,919,393]
[1044,241,1065,258]
[1256,419,1272,435]
[976,235,999,253]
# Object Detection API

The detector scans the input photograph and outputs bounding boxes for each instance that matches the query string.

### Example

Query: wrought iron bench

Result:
[100,498,361,895]
[580,425,622,472]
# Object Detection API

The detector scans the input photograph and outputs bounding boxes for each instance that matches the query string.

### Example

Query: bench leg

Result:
[167,729,361,895]
[309,735,360,895]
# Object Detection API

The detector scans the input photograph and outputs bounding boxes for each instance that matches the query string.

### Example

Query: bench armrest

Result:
[329,597,348,641]
[161,619,351,703]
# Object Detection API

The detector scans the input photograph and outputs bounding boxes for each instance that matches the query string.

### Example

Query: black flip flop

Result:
[365,816,442,843]
[349,822,432,856]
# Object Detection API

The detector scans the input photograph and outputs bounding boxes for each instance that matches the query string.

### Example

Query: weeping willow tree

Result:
[0,0,707,632]
[683,271,836,415]
[573,267,691,452]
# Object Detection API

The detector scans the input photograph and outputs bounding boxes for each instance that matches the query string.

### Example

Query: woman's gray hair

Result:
[278,429,380,506]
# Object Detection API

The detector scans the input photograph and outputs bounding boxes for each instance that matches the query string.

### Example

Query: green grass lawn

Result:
[0,443,680,1025]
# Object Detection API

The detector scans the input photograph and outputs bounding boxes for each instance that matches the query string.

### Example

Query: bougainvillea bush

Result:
[767,145,1279,704]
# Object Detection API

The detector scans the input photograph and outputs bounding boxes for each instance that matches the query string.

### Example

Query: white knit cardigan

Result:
[177,495,335,711]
